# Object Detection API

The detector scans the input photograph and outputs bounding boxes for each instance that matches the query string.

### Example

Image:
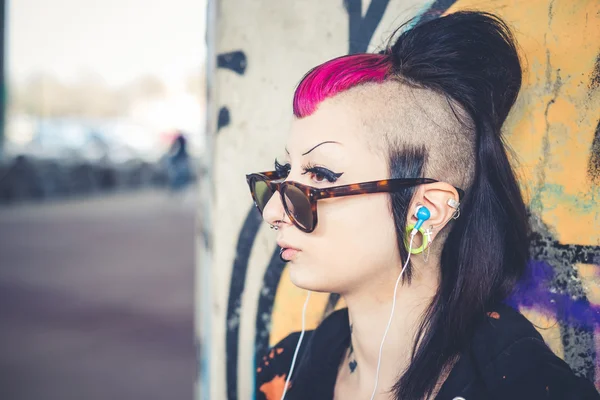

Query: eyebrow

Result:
[284,141,342,156]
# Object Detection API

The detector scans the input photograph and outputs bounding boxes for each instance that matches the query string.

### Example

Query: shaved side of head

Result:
[330,81,476,193]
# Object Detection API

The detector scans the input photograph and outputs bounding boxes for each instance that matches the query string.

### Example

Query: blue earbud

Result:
[414,205,431,230]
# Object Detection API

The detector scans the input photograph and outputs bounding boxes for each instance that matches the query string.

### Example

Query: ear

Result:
[407,182,460,241]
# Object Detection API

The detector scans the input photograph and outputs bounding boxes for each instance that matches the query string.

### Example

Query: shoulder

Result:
[470,303,545,365]
[255,331,313,400]
[255,308,350,400]
[470,304,599,399]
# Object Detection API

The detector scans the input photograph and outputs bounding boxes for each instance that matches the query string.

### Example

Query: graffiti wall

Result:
[197,0,600,398]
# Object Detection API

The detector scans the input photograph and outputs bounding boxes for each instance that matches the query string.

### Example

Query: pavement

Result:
[0,189,197,400]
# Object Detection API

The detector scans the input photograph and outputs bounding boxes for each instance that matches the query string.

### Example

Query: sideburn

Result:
[388,144,428,284]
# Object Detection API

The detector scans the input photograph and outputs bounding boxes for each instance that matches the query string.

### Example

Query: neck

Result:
[340,257,440,397]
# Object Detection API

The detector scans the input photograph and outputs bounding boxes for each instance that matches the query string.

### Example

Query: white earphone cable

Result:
[280,290,312,400]
[370,230,416,400]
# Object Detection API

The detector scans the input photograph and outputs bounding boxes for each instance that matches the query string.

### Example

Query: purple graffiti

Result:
[508,260,600,327]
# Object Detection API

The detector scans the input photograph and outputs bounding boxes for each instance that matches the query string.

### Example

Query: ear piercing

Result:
[269,224,279,230]
[447,198,460,209]
[423,226,434,262]
[447,198,461,220]
[408,198,460,259]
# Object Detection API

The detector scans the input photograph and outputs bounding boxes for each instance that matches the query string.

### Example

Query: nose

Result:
[262,190,289,228]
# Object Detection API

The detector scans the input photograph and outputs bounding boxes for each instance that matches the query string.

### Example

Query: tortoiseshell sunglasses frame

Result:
[246,171,465,233]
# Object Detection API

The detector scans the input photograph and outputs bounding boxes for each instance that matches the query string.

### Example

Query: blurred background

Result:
[0,0,205,398]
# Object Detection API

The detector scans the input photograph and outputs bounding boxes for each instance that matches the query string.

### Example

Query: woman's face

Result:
[262,98,402,295]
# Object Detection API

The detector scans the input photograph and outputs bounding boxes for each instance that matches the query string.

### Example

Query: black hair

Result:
[386,11,530,399]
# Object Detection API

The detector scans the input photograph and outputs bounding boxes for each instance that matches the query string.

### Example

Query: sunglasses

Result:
[246,171,465,233]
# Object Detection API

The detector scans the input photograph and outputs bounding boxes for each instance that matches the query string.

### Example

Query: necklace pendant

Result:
[349,359,357,373]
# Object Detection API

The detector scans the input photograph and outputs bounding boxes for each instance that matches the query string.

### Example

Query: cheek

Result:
[293,194,400,290]
[319,194,397,244]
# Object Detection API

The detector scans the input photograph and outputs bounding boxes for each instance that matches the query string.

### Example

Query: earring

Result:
[451,208,460,220]
[405,224,429,254]
[447,198,460,209]
[447,198,461,220]
[423,226,434,262]
[269,224,279,230]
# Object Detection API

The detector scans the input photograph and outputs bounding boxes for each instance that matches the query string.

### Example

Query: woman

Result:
[246,11,600,400]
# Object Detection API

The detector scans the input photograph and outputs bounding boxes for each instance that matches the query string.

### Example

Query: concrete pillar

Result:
[198,1,600,398]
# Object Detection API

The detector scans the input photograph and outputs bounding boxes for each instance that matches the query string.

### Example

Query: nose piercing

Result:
[270,214,285,231]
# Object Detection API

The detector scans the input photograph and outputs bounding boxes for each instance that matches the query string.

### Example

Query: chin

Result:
[288,261,334,293]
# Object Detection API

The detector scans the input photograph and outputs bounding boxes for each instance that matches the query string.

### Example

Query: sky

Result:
[7,0,207,88]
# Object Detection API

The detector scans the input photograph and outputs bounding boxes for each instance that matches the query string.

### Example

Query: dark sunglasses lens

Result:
[253,179,274,213]
[283,185,313,231]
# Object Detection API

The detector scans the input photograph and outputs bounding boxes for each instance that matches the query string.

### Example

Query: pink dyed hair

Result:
[293,53,392,118]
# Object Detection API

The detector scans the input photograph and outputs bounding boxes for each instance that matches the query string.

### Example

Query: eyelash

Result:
[301,162,342,184]
[274,159,343,184]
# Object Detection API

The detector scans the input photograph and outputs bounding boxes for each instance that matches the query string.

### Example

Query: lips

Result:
[279,247,299,262]
[277,241,300,262]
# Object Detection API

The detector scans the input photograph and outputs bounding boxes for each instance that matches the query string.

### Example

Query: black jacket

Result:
[256,304,599,399]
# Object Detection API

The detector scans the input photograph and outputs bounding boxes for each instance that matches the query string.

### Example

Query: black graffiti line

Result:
[553,242,600,265]
[589,53,600,92]
[254,247,287,370]
[587,120,600,184]
[345,0,390,54]
[532,240,600,265]
[225,207,263,400]
[217,50,248,75]
[216,50,247,133]
[415,0,458,25]
[217,106,231,132]
[529,234,597,379]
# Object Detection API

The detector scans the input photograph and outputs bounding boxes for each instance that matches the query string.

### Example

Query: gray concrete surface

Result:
[0,189,196,400]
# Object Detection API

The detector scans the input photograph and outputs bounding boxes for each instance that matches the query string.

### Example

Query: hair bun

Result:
[389,11,522,132]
